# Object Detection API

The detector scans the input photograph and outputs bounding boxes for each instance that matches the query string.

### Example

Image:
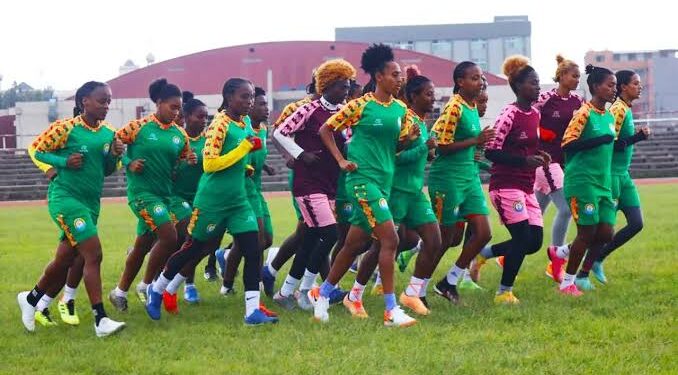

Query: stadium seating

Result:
[1,126,676,201]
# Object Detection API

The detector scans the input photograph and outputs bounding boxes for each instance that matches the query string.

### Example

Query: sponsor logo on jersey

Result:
[103,143,110,155]
[182,201,190,209]
[374,118,383,126]
[552,110,561,118]
[207,224,216,233]
[378,198,389,210]
[519,131,528,140]
[79,145,89,154]
[148,132,159,141]
[343,203,353,214]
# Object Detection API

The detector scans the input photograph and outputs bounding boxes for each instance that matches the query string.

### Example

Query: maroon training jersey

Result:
[533,88,584,165]
[486,103,541,193]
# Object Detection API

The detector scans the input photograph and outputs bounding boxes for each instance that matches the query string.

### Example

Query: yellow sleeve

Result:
[176,126,191,160]
[609,102,627,138]
[399,107,415,142]
[28,143,53,173]
[273,102,299,127]
[202,117,254,173]
[326,96,368,131]
[33,120,73,152]
[430,100,462,145]
[116,119,144,144]
[562,106,591,147]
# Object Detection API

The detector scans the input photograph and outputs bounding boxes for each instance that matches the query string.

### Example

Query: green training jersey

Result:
[609,99,635,175]
[326,93,410,192]
[117,114,190,200]
[173,134,206,203]
[562,102,616,192]
[392,110,429,194]
[428,94,481,187]
[33,116,118,206]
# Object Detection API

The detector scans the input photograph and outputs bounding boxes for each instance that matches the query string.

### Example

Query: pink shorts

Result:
[533,162,564,195]
[490,189,543,227]
[295,194,336,228]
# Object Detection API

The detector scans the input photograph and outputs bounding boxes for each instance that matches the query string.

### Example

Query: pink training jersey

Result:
[277,98,345,198]
[486,103,541,193]
[533,88,584,165]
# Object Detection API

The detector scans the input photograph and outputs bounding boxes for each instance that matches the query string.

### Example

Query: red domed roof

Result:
[106,41,505,98]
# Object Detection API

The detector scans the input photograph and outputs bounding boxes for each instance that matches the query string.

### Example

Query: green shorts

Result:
[188,203,259,240]
[389,189,437,228]
[567,193,617,226]
[48,197,99,247]
[348,182,393,234]
[612,173,640,209]
[288,170,303,221]
[248,191,264,218]
[129,195,173,236]
[261,194,273,235]
[429,179,488,226]
[169,195,193,223]
[335,198,353,225]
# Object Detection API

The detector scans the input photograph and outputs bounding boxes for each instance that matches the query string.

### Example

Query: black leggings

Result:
[288,224,338,279]
[598,206,643,262]
[490,221,543,287]
[165,231,261,291]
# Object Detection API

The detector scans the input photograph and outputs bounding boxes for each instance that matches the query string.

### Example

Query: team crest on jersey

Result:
[182,201,190,209]
[343,203,353,214]
[378,198,388,210]
[103,143,110,155]
[153,204,166,216]
[73,218,86,232]
[206,224,216,233]
[584,203,595,215]
[513,201,525,212]
[172,136,181,145]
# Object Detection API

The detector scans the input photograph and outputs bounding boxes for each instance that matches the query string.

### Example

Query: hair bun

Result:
[405,65,421,82]
[502,55,530,78]
[556,54,565,64]
[585,64,596,75]
[149,78,169,103]
[182,91,194,103]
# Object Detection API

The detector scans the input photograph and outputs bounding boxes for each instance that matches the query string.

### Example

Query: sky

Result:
[0,0,670,91]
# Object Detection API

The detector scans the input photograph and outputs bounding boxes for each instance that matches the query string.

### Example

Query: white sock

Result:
[267,264,279,277]
[374,271,382,286]
[61,286,77,302]
[222,248,231,264]
[245,290,260,316]
[560,273,576,289]
[463,268,473,282]
[412,239,423,254]
[114,286,128,298]
[405,276,425,297]
[137,281,149,291]
[265,247,279,266]
[184,283,195,290]
[349,281,365,302]
[419,279,430,297]
[299,269,317,291]
[36,295,53,311]
[280,275,300,297]
[446,265,465,286]
[556,244,570,259]
[166,274,187,294]
[152,275,172,294]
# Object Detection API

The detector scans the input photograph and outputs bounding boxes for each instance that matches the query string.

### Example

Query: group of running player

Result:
[17,43,648,336]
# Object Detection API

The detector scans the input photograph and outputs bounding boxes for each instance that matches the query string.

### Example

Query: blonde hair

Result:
[554,54,579,82]
[315,59,357,94]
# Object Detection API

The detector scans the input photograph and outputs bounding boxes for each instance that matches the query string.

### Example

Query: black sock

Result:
[27,285,45,306]
[92,303,107,326]
[577,270,590,278]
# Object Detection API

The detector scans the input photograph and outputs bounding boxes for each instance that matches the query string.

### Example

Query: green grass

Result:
[1,184,676,374]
